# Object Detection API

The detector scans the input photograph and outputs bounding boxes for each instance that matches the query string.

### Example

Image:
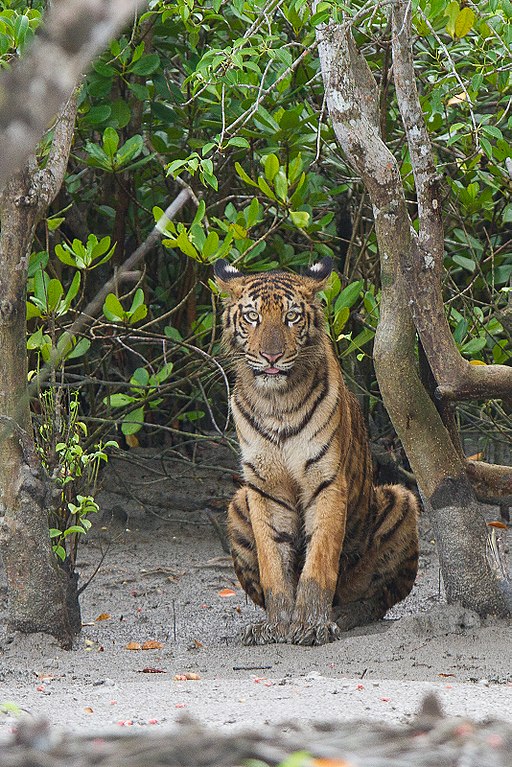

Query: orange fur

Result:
[215,258,419,646]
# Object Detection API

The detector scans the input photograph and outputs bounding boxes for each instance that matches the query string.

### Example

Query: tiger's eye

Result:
[243,309,259,323]
[285,309,301,323]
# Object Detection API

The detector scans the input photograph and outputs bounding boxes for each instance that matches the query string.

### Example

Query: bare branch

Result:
[71,189,192,334]
[0,0,146,189]
[390,0,512,404]
[35,93,78,206]
[467,460,512,505]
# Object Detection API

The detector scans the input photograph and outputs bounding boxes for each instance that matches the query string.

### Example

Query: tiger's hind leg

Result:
[227,487,264,610]
[335,485,419,631]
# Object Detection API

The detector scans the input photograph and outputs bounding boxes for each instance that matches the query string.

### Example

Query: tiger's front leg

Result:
[240,485,299,645]
[288,478,347,646]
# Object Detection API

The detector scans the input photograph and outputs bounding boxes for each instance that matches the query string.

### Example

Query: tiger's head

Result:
[214,258,332,389]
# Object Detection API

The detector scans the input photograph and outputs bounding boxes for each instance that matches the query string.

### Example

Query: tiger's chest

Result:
[232,386,341,487]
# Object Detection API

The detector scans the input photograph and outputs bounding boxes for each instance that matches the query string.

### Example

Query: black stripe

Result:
[230,501,248,524]
[379,501,411,545]
[246,482,295,512]
[305,475,337,508]
[304,428,337,469]
[281,371,329,440]
[231,529,253,551]
[269,525,297,546]
[310,393,340,440]
[234,394,280,445]
[243,461,266,482]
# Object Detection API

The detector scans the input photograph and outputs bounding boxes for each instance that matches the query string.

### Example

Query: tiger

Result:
[214,256,419,646]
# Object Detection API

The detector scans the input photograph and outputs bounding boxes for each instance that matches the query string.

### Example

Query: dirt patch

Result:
[1,445,511,733]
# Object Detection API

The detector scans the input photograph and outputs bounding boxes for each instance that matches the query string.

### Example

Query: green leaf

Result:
[461,337,487,355]
[54,244,76,267]
[105,393,136,408]
[60,271,81,313]
[257,176,278,201]
[452,255,476,272]
[289,210,310,228]
[114,134,143,168]
[176,230,200,260]
[131,367,150,387]
[129,288,145,313]
[109,100,132,129]
[47,216,65,231]
[274,170,288,201]
[121,406,145,435]
[128,304,148,324]
[46,279,64,313]
[235,162,258,188]
[103,293,125,321]
[264,153,280,182]
[333,306,350,336]
[202,230,220,261]
[454,7,475,38]
[334,280,363,311]
[227,137,250,148]
[67,337,91,360]
[103,126,119,158]
[164,325,183,341]
[129,53,160,75]
[85,141,112,171]
[28,250,49,277]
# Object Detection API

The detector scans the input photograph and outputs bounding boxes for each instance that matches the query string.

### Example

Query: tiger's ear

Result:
[303,257,333,293]
[213,259,245,297]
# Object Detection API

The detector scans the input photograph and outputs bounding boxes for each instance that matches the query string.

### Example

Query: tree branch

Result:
[391,0,512,404]
[0,0,145,190]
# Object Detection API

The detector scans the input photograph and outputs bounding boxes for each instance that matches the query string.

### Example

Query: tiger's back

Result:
[215,258,419,646]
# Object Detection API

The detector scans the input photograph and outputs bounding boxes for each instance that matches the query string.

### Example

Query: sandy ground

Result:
[1,443,512,735]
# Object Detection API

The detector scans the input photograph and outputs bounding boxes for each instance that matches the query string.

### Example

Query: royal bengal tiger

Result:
[214,257,419,646]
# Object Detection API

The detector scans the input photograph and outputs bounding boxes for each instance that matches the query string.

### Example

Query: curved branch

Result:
[391,0,512,404]
[0,0,145,189]
[467,460,512,505]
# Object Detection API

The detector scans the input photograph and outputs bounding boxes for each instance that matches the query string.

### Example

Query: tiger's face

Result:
[214,259,332,389]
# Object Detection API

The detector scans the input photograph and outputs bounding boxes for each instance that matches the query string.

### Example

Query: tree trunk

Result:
[0,101,81,647]
[315,8,512,617]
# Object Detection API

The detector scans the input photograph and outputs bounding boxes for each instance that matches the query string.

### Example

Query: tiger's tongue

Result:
[264,367,281,375]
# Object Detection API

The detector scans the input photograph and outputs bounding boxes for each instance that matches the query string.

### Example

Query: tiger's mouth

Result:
[254,366,289,377]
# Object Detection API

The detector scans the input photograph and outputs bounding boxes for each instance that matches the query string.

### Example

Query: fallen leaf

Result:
[175,703,186,709]
[140,668,167,674]
[438,673,455,678]
[95,613,111,622]
[125,434,139,448]
[447,92,467,106]
[148,719,159,725]
[84,707,94,714]
[468,360,486,366]
[467,452,484,461]
[312,760,354,767]
[488,521,508,529]
[217,588,236,598]
[356,683,364,690]
[192,639,203,649]
[126,642,142,651]
[173,672,201,681]
[142,640,164,650]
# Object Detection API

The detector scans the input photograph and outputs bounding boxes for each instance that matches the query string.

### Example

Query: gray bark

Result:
[316,5,512,617]
[0,99,80,646]
[0,0,145,190]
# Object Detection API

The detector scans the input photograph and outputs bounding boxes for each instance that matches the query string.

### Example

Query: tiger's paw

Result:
[241,620,289,645]
[288,620,341,646]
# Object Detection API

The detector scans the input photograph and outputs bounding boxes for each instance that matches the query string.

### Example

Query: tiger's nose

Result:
[260,351,283,364]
